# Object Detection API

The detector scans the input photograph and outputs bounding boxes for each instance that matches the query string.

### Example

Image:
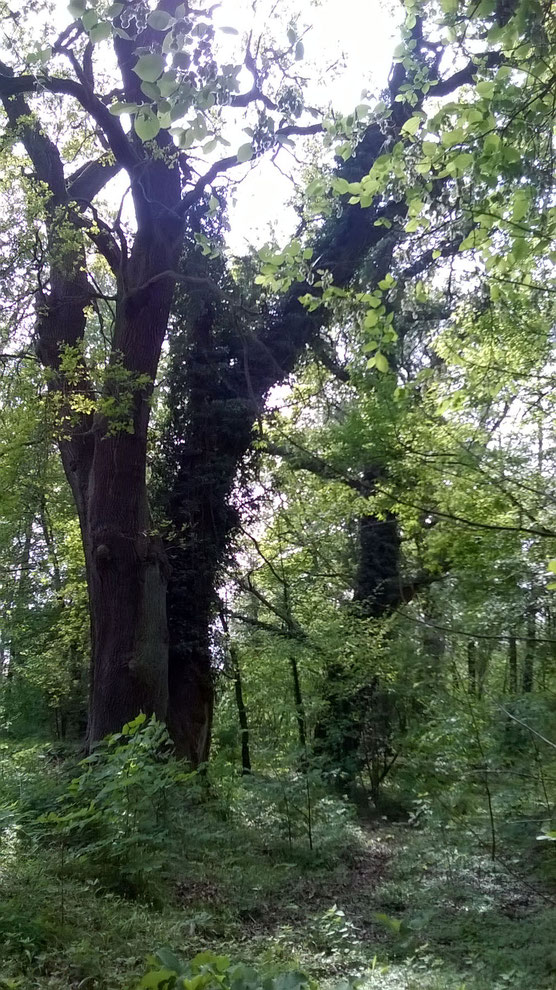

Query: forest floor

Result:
[1,739,556,990]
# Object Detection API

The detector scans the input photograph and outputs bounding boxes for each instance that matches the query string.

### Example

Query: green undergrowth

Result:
[1,727,555,990]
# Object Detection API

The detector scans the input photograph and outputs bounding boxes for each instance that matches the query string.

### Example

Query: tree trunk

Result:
[87,224,181,743]
[467,640,477,695]
[290,655,307,750]
[508,633,517,694]
[523,607,535,693]
[231,643,251,774]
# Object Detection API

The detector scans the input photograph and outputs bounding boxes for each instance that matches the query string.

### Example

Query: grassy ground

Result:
[1,739,555,990]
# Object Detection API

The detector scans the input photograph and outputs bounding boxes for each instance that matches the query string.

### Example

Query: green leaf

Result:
[219,26,239,34]
[237,142,254,163]
[133,54,166,83]
[332,178,351,195]
[141,81,161,101]
[134,110,161,141]
[138,968,177,989]
[81,8,98,30]
[147,10,174,30]
[158,71,179,97]
[109,101,139,116]
[106,3,124,15]
[89,21,112,42]
[27,46,52,65]
[68,0,86,17]
[476,80,495,98]
[374,352,389,373]
[401,115,421,136]
[295,41,304,60]
[155,948,184,972]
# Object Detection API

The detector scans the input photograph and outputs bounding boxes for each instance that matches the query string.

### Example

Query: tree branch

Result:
[0,68,137,171]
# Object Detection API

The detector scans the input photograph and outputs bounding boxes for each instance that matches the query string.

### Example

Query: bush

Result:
[135,948,355,990]
[37,714,196,899]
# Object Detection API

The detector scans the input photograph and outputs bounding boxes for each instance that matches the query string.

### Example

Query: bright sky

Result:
[219,0,401,251]
[47,0,400,251]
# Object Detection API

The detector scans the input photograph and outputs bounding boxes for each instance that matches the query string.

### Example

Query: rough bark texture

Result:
[0,49,183,747]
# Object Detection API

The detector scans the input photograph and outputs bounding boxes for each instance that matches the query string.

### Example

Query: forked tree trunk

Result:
[86,223,182,744]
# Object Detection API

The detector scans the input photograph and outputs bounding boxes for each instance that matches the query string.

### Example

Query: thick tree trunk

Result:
[159,270,256,762]
[86,222,181,743]
[86,456,170,741]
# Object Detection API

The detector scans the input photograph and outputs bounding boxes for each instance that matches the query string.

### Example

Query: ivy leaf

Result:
[374,352,389,373]
[133,54,166,83]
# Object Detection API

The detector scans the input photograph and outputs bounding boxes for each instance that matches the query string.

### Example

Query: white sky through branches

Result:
[47,0,400,250]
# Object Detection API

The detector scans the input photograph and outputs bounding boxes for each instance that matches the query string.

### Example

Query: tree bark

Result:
[508,633,518,694]
[467,639,477,695]
[290,655,307,750]
[87,219,182,742]
[522,607,535,693]
[231,643,252,774]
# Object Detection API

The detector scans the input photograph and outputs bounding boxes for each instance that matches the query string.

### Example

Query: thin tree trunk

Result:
[508,633,517,694]
[290,655,307,750]
[468,640,477,695]
[39,498,61,592]
[477,643,490,699]
[231,643,251,774]
[523,608,535,693]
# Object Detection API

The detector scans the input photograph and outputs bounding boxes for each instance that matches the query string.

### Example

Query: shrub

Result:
[37,714,196,898]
